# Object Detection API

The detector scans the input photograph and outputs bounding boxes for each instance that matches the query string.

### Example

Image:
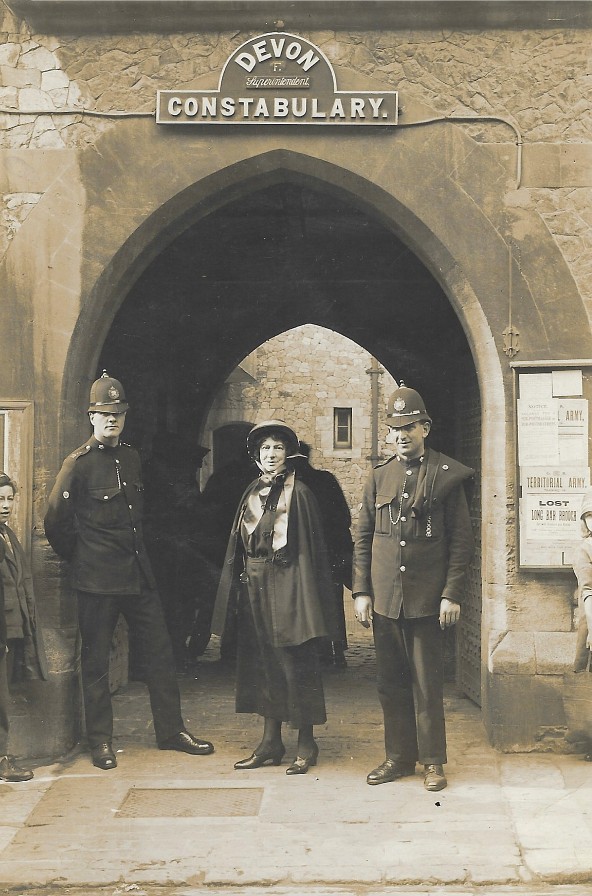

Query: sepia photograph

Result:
[0,1,591,895]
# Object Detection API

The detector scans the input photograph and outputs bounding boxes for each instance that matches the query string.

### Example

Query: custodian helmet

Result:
[386,385,431,428]
[246,420,299,460]
[88,371,129,414]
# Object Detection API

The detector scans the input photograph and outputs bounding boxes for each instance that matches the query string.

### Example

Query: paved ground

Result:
[1,618,592,896]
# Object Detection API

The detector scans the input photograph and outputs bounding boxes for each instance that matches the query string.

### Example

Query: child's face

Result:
[0,485,15,526]
[584,512,592,534]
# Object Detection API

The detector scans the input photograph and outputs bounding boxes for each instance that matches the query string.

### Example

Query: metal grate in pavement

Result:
[116,786,264,818]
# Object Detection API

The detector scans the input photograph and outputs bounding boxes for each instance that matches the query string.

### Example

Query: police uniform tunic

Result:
[353,448,474,619]
[45,435,184,747]
[45,436,154,594]
[353,446,474,766]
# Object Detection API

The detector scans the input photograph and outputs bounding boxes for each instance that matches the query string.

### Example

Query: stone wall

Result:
[1,6,591,320]
[2,8,591,144]
[202,324,397,517]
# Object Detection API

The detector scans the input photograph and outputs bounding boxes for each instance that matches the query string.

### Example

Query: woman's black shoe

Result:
[286,742,319,775]
[234,744,285,769]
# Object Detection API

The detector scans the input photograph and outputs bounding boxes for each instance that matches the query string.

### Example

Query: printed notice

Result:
[558,399,588,464]
[553,368,583,397]
[521,467,589,542]
[520,466,590,565]
[517,398,559,466]
[519,373,552,401]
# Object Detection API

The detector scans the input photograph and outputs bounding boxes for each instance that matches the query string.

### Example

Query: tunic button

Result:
[401,516,407,522]
[406,469,412,475]
[400,540,406,546]
[129,504,133,509]
[400,565,406,572]
[122,481,127,486]
[442,464,449,470]
[115,459,120,465]
[103,495,108,500]
[402,492,409,498]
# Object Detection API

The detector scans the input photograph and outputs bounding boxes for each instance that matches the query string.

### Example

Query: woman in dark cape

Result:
[211,420,340,775]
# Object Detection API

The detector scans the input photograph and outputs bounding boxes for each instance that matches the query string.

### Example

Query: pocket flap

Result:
[89,486,121,502]
[375,493,394,509]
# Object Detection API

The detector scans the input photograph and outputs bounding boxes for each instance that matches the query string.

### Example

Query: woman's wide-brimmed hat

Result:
[246,420,300,459]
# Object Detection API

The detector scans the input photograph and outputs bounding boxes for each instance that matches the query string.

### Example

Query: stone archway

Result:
[37,116,592,751]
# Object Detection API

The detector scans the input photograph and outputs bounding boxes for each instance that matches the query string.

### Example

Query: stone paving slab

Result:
[1,644,592,891]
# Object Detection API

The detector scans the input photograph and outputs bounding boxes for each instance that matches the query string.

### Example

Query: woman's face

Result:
[584,512,592,534]
[259,436,287,475]
[0,485,15,526]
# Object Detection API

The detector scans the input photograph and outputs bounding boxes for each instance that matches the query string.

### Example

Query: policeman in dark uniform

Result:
[45,372,214,769]
[352,385,474,792]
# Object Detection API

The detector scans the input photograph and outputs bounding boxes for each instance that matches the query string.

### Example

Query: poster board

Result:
[513,362,592,568]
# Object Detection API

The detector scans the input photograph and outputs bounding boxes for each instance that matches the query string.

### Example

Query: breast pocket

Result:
[375,494,394,536]
[87,486,124,527]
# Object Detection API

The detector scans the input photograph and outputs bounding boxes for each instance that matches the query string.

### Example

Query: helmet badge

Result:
[393,397,406,411]
[108,385,120,400]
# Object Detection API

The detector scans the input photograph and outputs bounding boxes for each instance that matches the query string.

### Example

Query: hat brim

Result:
[88,402,129,414]
[386,412,431,428]
[247,423,299,456]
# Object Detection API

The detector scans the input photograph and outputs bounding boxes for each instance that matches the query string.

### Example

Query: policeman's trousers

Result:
[77,585,184,748]
[373,611,447,766]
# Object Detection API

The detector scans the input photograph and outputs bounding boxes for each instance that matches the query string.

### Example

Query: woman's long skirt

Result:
[235,558,326,728]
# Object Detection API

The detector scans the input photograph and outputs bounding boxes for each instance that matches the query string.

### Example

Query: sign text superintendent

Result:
[157,32,399,126]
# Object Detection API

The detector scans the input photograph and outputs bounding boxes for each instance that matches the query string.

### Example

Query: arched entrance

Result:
[91,179,482,703]
[46,128,586,752]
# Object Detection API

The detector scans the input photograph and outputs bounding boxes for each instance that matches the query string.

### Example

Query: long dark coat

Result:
[1,526,48,681]
[353,447,475,618]
[211,476,341,647]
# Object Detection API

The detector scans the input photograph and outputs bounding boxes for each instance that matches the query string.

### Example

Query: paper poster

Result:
[558,399,588,464]
[553,368,583,397]
[519,373,553,401]
[519,466,590,565]
[517,398,559,465]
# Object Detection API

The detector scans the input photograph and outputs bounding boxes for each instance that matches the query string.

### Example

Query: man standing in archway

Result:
[353,385,474,792]
[44,372,215,770]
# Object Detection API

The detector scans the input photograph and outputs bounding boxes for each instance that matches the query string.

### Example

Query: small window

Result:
[334,408,352,449]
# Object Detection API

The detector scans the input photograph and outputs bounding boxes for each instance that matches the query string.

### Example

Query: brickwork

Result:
[202,324,397,516]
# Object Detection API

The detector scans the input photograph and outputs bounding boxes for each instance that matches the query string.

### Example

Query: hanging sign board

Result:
[515,365,592,568]
[157,32,399,126]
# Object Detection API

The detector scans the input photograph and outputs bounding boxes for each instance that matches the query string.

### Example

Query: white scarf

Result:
[242,469,295,552]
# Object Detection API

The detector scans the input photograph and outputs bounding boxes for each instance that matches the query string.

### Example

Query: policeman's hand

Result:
[354,594,373,628]
[439,598,461,629]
